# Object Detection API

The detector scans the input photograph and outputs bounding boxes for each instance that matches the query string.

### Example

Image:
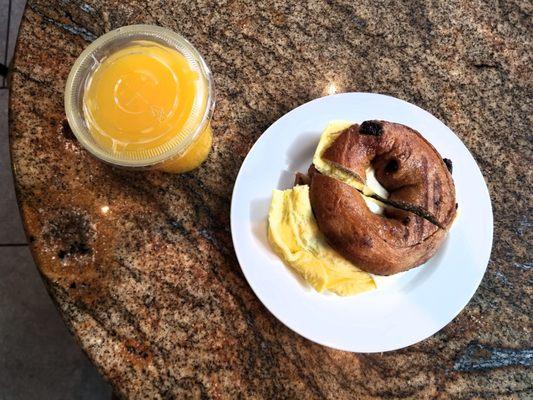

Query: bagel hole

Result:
[384,159,399,174]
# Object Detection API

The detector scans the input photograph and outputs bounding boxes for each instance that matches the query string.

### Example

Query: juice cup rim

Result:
[64,24,215,168]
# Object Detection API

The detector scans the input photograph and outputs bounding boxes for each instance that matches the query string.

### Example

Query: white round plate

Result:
[230,93,493,353]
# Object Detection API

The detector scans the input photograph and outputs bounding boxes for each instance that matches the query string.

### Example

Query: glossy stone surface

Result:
[9,0,532,398]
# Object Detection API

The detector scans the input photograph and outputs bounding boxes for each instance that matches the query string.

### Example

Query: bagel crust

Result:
[323,121,456,229]
[309,120,456,275]
[309,174,446,275]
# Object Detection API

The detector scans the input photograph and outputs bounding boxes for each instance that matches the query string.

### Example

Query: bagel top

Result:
[308,120,457,275]
[321,120,456,229]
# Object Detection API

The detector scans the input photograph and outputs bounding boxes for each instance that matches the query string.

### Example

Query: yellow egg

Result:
[313,121,389,200]
[267,185,376,296]
[312,121,365,191]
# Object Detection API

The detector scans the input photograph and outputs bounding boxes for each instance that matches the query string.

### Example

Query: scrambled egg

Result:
[268,185,376,296]
[312,121,364,191]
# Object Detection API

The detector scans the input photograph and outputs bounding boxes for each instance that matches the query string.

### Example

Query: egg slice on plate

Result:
[268,185,376,296]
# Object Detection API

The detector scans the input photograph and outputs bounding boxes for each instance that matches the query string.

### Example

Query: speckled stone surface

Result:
[9,0,532,398]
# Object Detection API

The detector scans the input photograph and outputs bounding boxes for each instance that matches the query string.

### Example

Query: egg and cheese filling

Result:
[312,121,364,191]
[313,121,389,198]
[268,185,376,296]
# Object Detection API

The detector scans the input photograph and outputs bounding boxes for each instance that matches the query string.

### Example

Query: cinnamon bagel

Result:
[322,121,456,229]
[309,120,457,275]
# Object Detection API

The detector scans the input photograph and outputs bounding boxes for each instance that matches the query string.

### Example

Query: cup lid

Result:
[65,25,214,167]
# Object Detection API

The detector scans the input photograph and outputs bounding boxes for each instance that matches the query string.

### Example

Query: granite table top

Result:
[8,0,532,398]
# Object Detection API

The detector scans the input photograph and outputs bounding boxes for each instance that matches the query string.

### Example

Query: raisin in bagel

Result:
[309,121,456,275]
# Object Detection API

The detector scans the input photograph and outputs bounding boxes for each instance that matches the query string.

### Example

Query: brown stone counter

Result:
[9,0,532,398]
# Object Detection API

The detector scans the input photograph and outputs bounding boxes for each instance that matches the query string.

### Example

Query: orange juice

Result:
[65,26,214,172]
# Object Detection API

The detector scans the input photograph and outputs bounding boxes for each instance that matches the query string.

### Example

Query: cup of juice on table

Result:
[65,25,214,173]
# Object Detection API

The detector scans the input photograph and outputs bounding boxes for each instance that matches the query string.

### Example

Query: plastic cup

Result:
[65,25,215,173]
